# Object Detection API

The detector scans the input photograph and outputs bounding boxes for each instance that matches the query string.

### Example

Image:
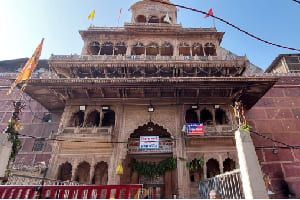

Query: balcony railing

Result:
[0,185,142,199]
[50,54,247,63]
[61,126,112,135]
[198,169,244,199]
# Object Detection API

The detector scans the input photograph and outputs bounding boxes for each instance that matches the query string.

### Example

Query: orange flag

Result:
[7,38,44,94]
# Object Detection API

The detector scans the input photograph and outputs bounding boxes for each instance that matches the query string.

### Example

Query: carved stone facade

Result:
[17,0,277,199]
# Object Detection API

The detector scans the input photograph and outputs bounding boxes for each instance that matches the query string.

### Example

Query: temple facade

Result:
[4,0,284,198]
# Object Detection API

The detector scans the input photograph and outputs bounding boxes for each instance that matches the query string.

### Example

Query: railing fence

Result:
[199,169,244,199]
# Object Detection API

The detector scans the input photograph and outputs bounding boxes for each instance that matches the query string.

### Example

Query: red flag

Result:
[119,8,122,14]
[204,8,213,18]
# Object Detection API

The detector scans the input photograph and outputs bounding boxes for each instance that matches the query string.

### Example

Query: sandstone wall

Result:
[246,76,300,198]
[0,75,61,168]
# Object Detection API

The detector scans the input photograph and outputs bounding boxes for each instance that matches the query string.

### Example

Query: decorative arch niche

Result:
[92,161,108,185]
[223,158,235,173]
[185,109,199,123]
[215,108,229,125]
[100,41,114,55]
[130,122,171,138]
[206,158,220,178]
[70,111,84,127]
[88,41,100,55]
[204,43,217,56]
[75,161,91,184]
[136,15,146,23]
[57,162,72,181]
[148,16,159,23]
[85,110,100,127]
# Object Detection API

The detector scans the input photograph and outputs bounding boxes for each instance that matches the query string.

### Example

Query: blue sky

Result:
[0,0,299,71]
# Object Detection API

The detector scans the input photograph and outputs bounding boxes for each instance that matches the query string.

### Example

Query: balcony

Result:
[50,54,247,63]
[61,126,112,135]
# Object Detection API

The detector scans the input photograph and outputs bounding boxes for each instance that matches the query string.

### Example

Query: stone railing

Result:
[61,126,113,135]
[198,169,244,199]
[6,174,81,186]
[185,124,236,137]
[203,124,237,136]
[50,54,247,63]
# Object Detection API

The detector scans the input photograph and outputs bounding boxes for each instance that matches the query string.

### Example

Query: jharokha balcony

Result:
[49,54,248,79]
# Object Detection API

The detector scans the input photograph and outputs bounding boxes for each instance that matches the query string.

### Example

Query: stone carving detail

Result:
[130,121,171,138]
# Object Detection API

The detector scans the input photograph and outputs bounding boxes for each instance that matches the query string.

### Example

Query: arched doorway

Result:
[75,161,91,184]
[223,158,235,173]
[126,122,174,199]
[206,158,220,178]
[57,162,72,181]
[92,161,108,185]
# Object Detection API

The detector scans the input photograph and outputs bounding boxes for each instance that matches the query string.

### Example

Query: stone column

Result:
[175,105,190,198]
[235,129,268,199]
[164,171,172,199]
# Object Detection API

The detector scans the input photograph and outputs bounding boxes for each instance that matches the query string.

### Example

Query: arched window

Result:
[179,42,190,56]
[185,109,199,123]
[136,15,146,23]
[200,109,213,125]
[86,110,100,127]
[192,43,204,56]
[92,162,108,185]
[75,161,91,184]
[100,41,114,55]
[189,159,204,183]
[215,108,228,125]
[223,158,235,173]
[102,110,115,127]
[71,111,84,127]
[161,43,173,56]
[204,43,217,56]
[146,42,159,56]
[114,42,127,55]
[148,16,159,23]
[132,42,145,55]
[88,41,100,55]
[206,159,220,178]
[57,162,72,181]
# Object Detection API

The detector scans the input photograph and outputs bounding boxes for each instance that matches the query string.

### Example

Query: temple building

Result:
[2,0,300,199]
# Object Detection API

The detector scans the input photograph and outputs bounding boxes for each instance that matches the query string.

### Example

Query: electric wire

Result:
[150,0,300,52]
[292,0,300,5]
[250,130,300,150]
[16,132,175,144]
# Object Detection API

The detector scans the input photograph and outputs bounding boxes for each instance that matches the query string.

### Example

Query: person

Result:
[209,189,221,199]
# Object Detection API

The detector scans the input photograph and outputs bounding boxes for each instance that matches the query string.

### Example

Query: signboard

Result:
[140,136,159,149]
[187,123,204,135]
[128,138,172,154]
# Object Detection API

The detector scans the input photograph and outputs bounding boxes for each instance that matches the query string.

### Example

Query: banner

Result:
[140,136,159,149]
[187,123,204,135]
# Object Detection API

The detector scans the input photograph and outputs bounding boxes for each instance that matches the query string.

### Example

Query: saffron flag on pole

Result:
[88,9,95,20]
[187,123,204,135]
[7,38,44,95]
[204,8,213,18]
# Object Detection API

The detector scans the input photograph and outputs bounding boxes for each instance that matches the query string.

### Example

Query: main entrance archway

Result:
[123,122,175,199]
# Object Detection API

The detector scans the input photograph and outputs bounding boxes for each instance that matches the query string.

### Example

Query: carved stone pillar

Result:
[235,129,268,199]
[126,45,131,56]
[89,159,95,184]
[164,171,172,199]
[175,105,189,198]
[71,160,78,181]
